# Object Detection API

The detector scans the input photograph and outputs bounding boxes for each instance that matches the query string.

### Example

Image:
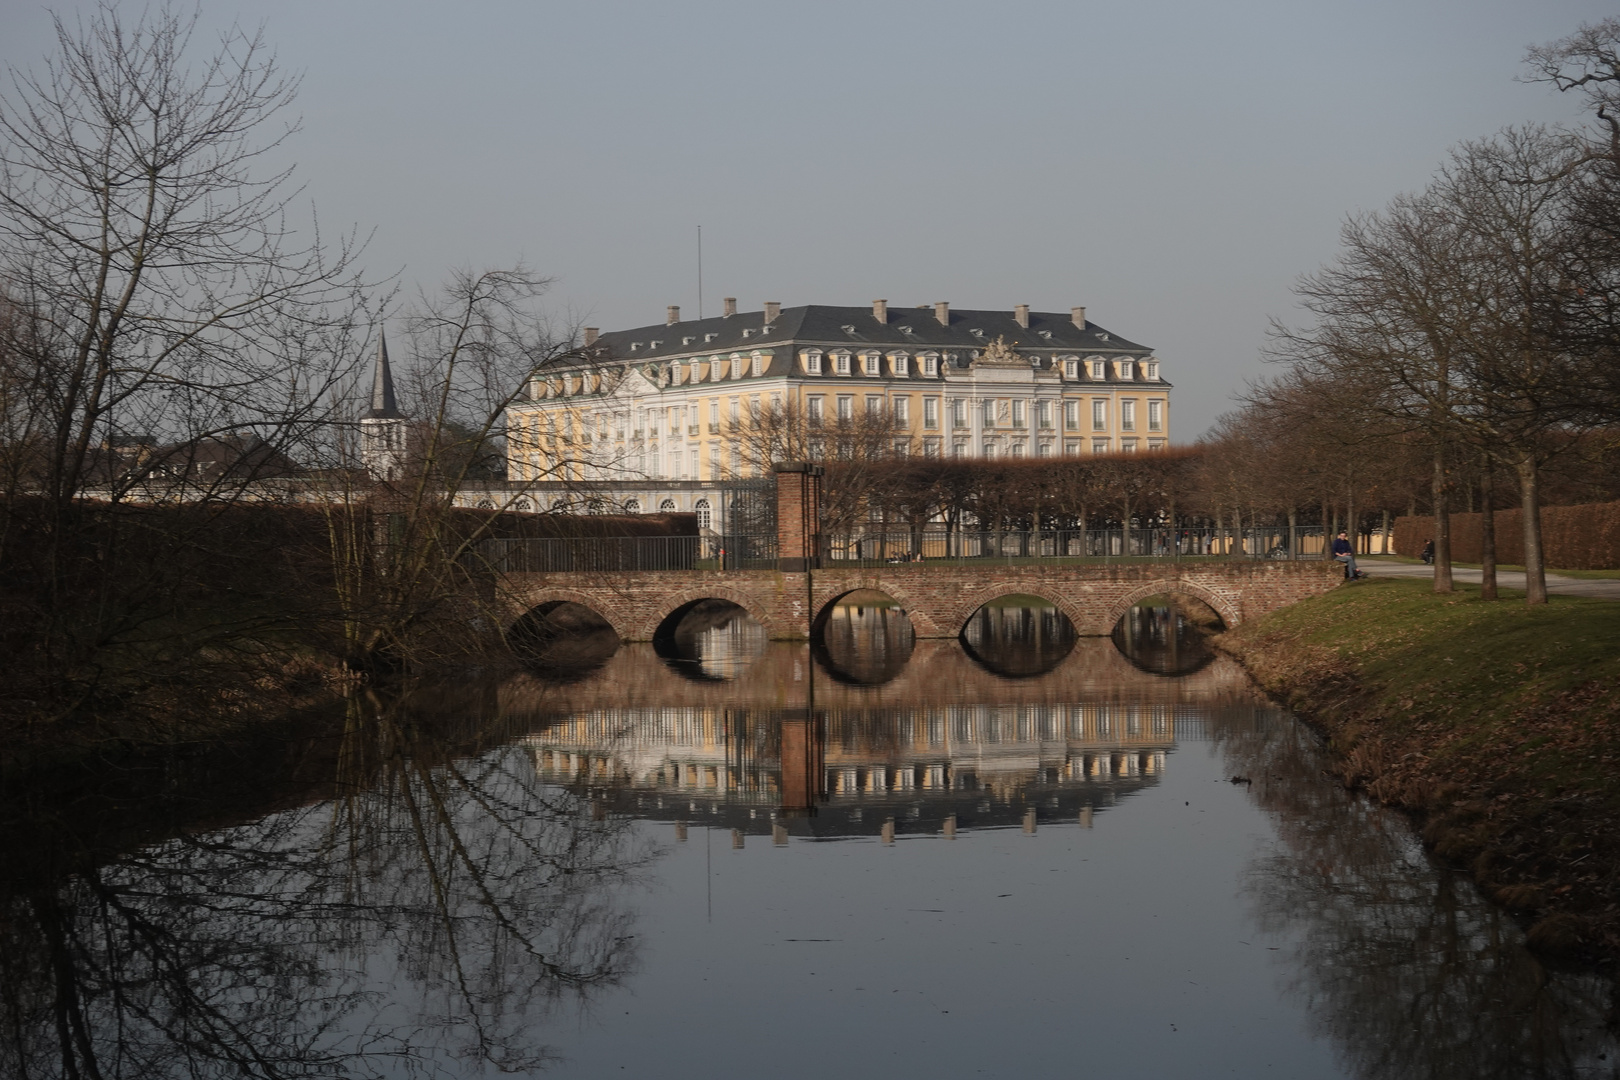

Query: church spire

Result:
[367,331,403,419]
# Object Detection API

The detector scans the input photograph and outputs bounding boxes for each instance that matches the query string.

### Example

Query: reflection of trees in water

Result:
[1213,710,1618,1080]
[960,599,1076,679]
[815,596,915,685]
[1111,602,1216,676]
[0,693,653,1079]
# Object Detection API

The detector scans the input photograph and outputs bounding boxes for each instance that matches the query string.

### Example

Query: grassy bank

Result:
[1218,578,1620,965]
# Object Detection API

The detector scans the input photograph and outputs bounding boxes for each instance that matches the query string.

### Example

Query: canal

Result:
[1,598,1614,1078]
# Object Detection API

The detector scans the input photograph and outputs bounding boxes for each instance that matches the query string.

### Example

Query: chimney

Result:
[873,299,888,324]
[583,327,599,347]
[763,300,781,324]
[723,297,738,317]
[934,301,949,326]
[666,305,680,325]
[1015,304,1030,329]
[1071,306,1086,330]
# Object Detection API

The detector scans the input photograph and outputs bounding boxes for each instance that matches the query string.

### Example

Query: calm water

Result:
[1,600,1615,1079]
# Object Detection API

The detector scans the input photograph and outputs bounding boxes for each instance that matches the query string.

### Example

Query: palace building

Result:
[504,300,1170,490]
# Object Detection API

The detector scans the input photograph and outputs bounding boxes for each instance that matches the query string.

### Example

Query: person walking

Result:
[1420,539,1434,565]
[1333,530,1362,580]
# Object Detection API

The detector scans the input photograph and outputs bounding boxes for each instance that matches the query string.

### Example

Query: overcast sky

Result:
[1,0,1613,436]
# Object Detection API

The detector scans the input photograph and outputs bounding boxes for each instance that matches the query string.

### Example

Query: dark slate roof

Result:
[583,305,1152,366]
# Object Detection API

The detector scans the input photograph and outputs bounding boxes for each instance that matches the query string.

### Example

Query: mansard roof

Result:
[583,305,1152,365]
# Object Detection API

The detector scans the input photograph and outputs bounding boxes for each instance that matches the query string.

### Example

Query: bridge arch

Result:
[946,583,1089,639]
[1103,580,1240,631]
[505,588,630,641]
[640,585,781,642]
[811,584,946,639]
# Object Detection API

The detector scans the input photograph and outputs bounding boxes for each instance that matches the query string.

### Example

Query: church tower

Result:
[360,332,408,481]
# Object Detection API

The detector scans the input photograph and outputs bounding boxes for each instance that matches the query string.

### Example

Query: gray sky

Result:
[2,0,1612,436]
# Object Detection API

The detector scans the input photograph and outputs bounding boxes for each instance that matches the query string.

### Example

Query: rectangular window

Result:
[863,352,881,376]
[1145,361,1159,380]
[983,400,996,427]
[952,442,967,457]
[982,443,997,459]
[808,396,825,423]
[1037,401,1052,428]
[892,353,909,376]
[1092,437,1111,454]
[1010,443,1025,458]
[709,444,721,479]
[1121,399,1136,431]
[1037,442,1052,457]
[1119,360,1134,380]
[1091,360,1106,380]
[1012,399,1026,428]
[1063,358,1078,378]
[866,395,883,417]
[923,397,939,429]
[1092,399,1108,431]
[834,352,851,375]
[1148,399,1163,431]
[1122,438,1138,453]
[1065,441,1079,455]
[924,438,940,457]
[690,449,699,475]
[951,398,967,427]
[893,439,909,457]
[837,395,853,420]
[1064,400,1080,430]
[709,401,719,430]
[893,397,910,423]
[804,351,822,374]
[921,353,938,376]
[729,397,740,424]
[749,395,760,421]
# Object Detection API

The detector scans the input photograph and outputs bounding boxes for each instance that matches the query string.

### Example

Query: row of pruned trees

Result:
[1204,20,1620,602]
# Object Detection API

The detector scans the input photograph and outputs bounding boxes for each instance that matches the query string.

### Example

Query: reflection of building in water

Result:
[520,702,1186,839]
[817,596,914,685]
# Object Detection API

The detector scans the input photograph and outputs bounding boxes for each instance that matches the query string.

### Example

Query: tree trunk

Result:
[1479,453,1497,601]
[1517,456,1547,605]
[1432,443,1453,592]
[1379,508,1390,557]
[1288,506,1298,562]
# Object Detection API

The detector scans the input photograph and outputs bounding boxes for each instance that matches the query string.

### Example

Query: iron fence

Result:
[475,526,1329,574]
[819,527,1329,566]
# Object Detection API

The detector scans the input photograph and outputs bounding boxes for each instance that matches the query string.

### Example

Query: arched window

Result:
[659,498,677,512]
[513,497,533,512]
[695,498,712,531]
[476,499,495,510]
[623,498,642,514]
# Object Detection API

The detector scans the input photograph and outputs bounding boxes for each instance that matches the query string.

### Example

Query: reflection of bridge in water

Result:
[503,640,1262,840]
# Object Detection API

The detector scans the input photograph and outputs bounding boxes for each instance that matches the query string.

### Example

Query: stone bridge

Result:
[494,464,1342,642]
[496,559,1339,642]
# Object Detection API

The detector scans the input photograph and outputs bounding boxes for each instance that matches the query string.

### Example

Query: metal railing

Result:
[478,533,778,573]
[477,527,1327,574]
[819,527,1328,566]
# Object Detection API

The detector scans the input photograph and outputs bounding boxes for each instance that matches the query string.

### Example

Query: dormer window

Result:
[1038,330,1052,340]
[731,353,746,379]
[711,357,728,381]
[751,351,765,377]
[1063,357,1078,378]
[682,336,694,346]
[969,328,985,339]
[861,351,881,376]
[888,351,909,377]
[833,350,852,375]
[802,349,823,374]
[649,340,662,349]
[1090,359,1107,380]
[1145,361,1159,380]
[841,324,857,334]
[741,328,754,338]
[1118,360,1134,380]
[705,332,718,343]
[629,342,641,352]
[898,325,913,335]
[919,351,939,377]
[1098,333,1110,342]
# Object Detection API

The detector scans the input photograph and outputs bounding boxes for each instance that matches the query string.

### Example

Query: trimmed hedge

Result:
[1394,500,1620,569]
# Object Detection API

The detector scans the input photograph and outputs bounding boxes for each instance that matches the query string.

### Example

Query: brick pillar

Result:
[775,461,823,573]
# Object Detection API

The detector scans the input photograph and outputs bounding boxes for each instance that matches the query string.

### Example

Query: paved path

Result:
[1355,558,1620,600]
